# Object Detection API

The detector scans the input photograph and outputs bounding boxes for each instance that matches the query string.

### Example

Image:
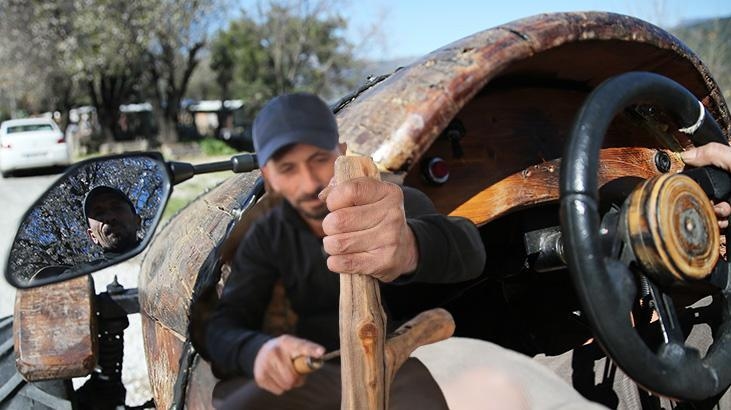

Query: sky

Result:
[340,0,731,60]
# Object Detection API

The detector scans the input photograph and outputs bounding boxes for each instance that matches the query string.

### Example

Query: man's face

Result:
[86,194,142,252]
[261,143,338,221]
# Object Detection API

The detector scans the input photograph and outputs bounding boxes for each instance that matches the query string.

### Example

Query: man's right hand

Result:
[682,142,731,228]
[253,335,325,395]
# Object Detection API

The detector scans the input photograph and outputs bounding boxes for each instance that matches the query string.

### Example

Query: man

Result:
[206,92,487,409]
[84,186,142,254]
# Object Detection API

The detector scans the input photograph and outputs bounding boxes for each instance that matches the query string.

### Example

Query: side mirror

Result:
[5,152,171,288]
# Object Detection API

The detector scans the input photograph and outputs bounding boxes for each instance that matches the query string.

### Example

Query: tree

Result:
[0,0,152,141]
[0,1,84,129]
[73,1,154,141]
[146,0,219,143]
[210,0,360,116]
[0,0,220,144]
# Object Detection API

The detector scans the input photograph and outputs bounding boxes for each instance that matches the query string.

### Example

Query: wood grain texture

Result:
[141,313,185,410]
[184,355,219,409]
[13,275,97,381]
[139,172,260,337]
[336,12,729,176]
[449,147,685,226]
[138,172,259,407]
[626,174,719,283]
[383,308,455,384]
[335,156,388,410]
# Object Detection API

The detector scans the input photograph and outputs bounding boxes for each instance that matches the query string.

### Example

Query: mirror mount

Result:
[169,153,258,185]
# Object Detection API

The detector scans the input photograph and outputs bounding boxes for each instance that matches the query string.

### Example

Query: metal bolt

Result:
[654,151,671,173]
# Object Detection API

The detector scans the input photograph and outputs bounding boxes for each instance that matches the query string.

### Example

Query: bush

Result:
[199,138,238,156]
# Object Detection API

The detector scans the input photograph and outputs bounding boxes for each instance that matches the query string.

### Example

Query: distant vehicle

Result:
[0,117,71,177]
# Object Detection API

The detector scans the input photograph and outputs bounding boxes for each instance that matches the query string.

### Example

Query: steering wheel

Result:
[559,71,731,400]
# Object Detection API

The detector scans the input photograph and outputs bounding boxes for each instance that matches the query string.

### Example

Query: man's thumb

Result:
[681,148,698,163]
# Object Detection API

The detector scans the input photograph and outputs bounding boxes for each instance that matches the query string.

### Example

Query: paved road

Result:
[0,171,61,317]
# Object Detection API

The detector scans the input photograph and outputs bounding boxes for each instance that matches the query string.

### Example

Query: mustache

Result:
[295,187,325,204]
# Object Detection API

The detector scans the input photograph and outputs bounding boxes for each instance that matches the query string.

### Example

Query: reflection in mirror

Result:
[7,154,170,288]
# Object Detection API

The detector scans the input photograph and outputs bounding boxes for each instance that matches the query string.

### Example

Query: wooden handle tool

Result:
[334,156,388,410]
[293,308,455,377]
[333,156,456,410]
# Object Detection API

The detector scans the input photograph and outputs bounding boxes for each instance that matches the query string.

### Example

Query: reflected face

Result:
[86,193,141,252]
[261,143,339,221]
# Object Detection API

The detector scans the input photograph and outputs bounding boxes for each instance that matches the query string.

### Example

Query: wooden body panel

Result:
[141,313,184,410]
[13,275,97,381]
[185,356,218,409]
[138,172,259,407]
[139,172,260,338]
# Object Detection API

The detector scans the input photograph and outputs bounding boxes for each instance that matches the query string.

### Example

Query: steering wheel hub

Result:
[626,173,719,283]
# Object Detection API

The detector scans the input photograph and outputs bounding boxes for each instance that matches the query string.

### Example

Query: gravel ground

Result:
[69,257,152,407]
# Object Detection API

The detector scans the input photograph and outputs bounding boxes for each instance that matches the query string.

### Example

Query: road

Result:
[0,171,61,317]
[0,169,152,406]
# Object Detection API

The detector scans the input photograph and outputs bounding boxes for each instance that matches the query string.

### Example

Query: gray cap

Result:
[253,93,339,165]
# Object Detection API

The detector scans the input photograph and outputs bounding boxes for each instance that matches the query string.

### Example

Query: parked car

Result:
[0,118,71,177]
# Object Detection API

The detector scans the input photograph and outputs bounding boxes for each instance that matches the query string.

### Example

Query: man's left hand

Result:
[320,178,418,282]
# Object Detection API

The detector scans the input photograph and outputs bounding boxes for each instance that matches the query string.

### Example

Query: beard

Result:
[100,224,139,252]
[294,189,329,220]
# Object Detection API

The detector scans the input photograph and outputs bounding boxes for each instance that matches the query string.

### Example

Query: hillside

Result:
[670,16,731,102]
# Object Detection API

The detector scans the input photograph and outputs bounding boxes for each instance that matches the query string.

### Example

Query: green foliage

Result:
[210,0,359,113]
[0,0,218,142]
[199,138,239,156]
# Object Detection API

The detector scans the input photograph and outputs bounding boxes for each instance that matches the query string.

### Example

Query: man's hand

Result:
[253,335,325,395]
[682,142,731,228]
[320,178,418,282]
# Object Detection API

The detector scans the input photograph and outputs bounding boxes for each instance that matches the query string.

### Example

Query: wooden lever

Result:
[335,156,388,410]
[334,156,456,409]
[384,308,455,383]
[293,308,455,377]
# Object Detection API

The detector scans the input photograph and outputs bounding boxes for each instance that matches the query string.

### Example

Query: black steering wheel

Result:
[559,71,731,400]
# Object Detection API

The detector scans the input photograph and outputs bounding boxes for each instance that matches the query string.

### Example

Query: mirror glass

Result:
[5,153,171,288]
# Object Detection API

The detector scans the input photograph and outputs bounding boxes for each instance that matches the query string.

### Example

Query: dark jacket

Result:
[206,187,486,378]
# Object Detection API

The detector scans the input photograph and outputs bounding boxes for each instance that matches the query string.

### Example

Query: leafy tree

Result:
[146,0,219,143]
[0,0,219,144]
[210,0,360,116]
[0,1,84,129]
[74,1,154,141]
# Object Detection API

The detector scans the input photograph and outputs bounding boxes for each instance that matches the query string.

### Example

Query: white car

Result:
[0,118,71,177]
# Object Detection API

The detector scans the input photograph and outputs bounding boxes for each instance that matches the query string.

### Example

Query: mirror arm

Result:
[169,154,258,185]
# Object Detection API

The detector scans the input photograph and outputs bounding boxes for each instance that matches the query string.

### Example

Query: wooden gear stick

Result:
[334,156,456,410]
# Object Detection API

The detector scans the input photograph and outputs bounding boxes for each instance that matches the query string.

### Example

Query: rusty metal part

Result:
[626,173,720,283]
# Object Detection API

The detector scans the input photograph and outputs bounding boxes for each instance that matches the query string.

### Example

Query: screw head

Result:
[654,151,671,173]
